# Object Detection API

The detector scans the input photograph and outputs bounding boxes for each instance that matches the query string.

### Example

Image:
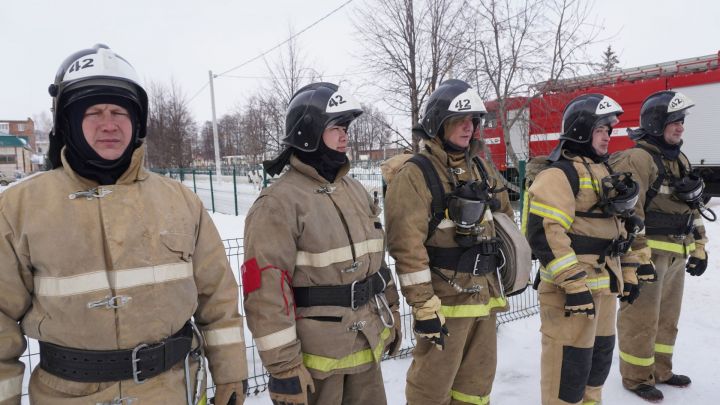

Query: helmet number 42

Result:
[328,94,346,107]
[455,99,471,111]
[68,58,95,74]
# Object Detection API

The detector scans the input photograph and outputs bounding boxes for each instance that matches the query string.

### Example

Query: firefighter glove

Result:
[687,243,708,276]
[412,295,449,350]
[212,380,246,405]
[620,282,640,304]
[619,264,640,303]
[385,310,403,356]
[559,271,595,319]
[269,365,315,405]
[636,263,658,282]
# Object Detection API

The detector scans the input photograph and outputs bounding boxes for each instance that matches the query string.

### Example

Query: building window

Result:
[0,123,9,133]
[16,123,26,132]
[0,154,17,164]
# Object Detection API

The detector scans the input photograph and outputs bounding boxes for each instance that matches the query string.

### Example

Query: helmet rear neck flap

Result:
[263,82,363,177]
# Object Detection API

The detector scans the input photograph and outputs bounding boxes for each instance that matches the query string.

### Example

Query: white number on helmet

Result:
[63,48,141,85]
[448,89,486,114]
[667,92,694,112]
[595,95,623,115]
[326,87,361,113]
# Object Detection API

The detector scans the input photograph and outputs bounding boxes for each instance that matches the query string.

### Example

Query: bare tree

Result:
[348,103,394,160]
[259,30,320,154]
[355,0,465,151]
[460,0,601,169]
[145,80,196,168]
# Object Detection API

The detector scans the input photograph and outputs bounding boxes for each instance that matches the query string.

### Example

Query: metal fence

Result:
[150,157,528,217]
[19,237,539,400]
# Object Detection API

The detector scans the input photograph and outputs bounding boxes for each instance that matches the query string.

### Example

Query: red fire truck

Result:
[482,51,720,197]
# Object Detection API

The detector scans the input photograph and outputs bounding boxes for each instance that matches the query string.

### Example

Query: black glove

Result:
[686,255,708,276]
[636,263,658,282]
[564,290,595,318]
[619,282,640,304]
[413,315,450,350]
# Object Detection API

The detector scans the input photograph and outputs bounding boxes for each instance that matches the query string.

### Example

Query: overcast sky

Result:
[1,0,718,129]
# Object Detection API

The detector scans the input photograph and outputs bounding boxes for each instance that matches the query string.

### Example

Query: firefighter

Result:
[526,93,640,405]
[242,82,401,405]
[610,90,708,402]
[0,44,247,405]
[385,79,514,405]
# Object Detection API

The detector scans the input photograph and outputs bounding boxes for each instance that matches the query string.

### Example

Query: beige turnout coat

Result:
[243,155,399,380]
[0,146,246,404]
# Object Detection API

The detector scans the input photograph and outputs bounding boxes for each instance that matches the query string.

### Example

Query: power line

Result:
[215,0,355,78]
[221,69,377,80]
[186,0,355,105]
[187,81,210,104]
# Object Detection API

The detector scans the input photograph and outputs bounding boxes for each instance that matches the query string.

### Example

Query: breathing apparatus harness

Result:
[575,158,642,259]
[409,153,504,294]
[636,144,716,235]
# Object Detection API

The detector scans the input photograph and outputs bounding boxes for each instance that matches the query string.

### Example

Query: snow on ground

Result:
[211,198,720,404]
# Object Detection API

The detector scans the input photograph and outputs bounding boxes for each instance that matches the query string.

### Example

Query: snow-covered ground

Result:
[210,198,720,404]
[4,178,718,404]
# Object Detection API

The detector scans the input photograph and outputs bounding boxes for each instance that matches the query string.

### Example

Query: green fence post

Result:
[192,169,197,193]
[518,159,526,217]
[209,170,215,213]
[233,166,238,216]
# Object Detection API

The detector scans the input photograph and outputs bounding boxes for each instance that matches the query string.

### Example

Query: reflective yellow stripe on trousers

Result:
[440,297,507,318]
[303,328,391,373]
[450,389,489,405]
[619,350,654,367]
[647,240,696,255]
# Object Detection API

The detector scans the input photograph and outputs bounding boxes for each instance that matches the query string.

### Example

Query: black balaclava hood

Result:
[64,95,140,185]
[295,137,348,183]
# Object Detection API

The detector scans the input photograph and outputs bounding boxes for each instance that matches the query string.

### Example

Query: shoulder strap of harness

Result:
[550,159,580,197]
[408,154,446,240]
[635,143,667,211]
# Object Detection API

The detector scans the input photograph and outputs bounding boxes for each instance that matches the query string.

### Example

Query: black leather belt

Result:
[428,239,500,274]
[39,321,193,383]
[293,267,392,309]
[645,211,693,236]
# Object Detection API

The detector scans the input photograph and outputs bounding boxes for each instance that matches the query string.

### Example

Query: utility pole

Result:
[208,70,222,182]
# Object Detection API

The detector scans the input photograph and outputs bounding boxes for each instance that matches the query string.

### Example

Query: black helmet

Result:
[49,44,148,140]
[420,79,487,139]
[283,82,363,152]
[639,90,694,136]
[549,93,623,161]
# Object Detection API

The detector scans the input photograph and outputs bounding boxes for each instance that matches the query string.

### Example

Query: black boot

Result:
[659,374,691,387]
[628,384,664,402]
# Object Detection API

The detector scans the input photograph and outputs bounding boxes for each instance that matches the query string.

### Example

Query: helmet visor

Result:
[594,114,620,130]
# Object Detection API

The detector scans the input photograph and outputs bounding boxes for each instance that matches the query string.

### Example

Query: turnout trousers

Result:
[406,315,498,405]
[617,254,685,389]
[307,361,387,405]
[540,283,616,405]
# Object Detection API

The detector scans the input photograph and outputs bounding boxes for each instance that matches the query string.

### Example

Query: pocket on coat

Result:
[35,367,108,397]
[160,232,196,261]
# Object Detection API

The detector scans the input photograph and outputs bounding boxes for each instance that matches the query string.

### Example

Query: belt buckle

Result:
[131,343,149,384]
[350,280,360,310]
[472,254,484,276]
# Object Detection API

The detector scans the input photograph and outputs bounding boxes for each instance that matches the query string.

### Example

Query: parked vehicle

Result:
[482,51,720,198]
